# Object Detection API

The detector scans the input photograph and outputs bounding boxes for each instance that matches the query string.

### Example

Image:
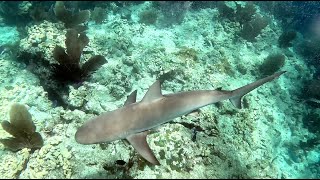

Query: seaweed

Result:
[0,103,43,152]
[52,28,107,83]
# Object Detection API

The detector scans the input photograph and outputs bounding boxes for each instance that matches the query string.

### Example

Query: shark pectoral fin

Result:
[142,80,163,102]
[126,131,160,165]
[230,96,243,109]
[124,90,137,106]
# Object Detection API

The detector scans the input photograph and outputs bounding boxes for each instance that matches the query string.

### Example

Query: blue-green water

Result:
[0,1,319,178]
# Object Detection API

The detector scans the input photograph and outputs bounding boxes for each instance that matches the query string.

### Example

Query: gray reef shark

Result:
[75,71,286,165]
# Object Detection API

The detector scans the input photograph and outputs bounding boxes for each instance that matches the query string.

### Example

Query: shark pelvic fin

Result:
[230,96,243,109]
[124,90,137,106]
[126,131,160,165]
[142,80,163,102]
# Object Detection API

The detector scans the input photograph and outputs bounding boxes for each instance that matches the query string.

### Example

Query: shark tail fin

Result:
[229,71,286,109]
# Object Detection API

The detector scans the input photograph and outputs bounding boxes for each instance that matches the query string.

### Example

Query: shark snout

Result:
[75,126,95,144]
[75,127,86,144]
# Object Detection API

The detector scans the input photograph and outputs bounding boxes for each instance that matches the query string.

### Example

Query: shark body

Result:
[75,71,286,165]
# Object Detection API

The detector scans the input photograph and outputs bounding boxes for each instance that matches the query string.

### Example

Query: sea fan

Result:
[0,103,43,151]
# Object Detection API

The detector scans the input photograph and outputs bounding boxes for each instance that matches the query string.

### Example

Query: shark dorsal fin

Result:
[124,90,137,106]
[126,131,160,165]
[142,80,162,102]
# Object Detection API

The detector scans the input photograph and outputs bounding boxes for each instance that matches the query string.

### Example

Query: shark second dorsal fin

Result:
[142,80,162,102]
[124,90,137,106]
[126,131,160,165]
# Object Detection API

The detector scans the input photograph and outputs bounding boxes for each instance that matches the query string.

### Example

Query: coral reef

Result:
[0,148,31,178]
[19,20,66,63]
[20,136,73,178]
[18,19,107,108]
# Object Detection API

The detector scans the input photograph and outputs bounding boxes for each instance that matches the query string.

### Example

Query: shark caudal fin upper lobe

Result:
[229,71,286,109]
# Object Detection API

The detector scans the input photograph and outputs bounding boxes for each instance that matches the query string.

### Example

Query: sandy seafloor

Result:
[0,1,319,179]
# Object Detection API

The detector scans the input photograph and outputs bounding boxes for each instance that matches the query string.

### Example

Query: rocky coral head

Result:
[0,103,43,151]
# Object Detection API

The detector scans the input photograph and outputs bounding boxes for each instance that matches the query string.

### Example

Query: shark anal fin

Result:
[142,80,162,102]
[124,90,137,106]
[126,131,160,165]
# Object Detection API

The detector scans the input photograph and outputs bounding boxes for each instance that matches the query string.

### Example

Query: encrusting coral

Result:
[0,103,43,151]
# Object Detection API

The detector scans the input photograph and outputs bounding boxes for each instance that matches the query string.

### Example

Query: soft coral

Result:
[52,28,107,83]
[0,103,43,152]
